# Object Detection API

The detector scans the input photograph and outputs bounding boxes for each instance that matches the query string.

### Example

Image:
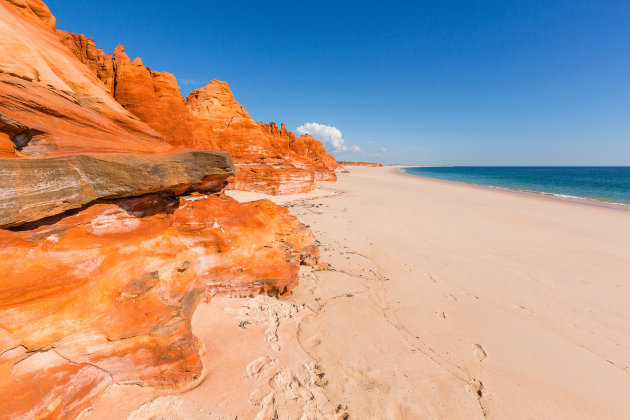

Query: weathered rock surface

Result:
[0,1,329,418]
[232,164,316,195]
[0,150,235,227]
[58,31,115,94]
[0,133,16,156]
[3,0,56,27]
[0,0,170,156]
[109,45,216,150]
[59,31,341,194]
[0,193,321,419]
[185,80,283,163]
[186,82,324,193]
[261,121,341,181]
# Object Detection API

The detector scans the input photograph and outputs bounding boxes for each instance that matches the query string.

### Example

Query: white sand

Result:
[278,166,630,419]
[88,166,630,419]
[81,296,338,419]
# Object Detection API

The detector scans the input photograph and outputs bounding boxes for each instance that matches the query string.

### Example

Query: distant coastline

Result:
[399,166,630,211]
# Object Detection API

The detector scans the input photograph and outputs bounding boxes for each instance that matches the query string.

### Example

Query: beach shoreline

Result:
[280,166,630,418]
[86,166,630,419]
[396,165,630,211]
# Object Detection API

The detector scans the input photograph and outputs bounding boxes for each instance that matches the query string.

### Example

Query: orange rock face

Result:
[186,82,320,193]
[185,81,283,163]
[260,122,341,181]
[0,133,16,156]
[110,45,217,150]
[4,0,56,28]
[58,29,340,193]
[58,31,115,94]
[0,194,320,418]
[0,0,170,156]
[0,1,330,417]
[231,165,315,195]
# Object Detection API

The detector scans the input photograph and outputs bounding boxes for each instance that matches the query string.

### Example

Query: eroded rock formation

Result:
[58,31,115,94]
[58,34,341,194]
[260,121,342,181]
[0,193,320,418]
[184,81,320,194]
[0,1,169,156]
[0,0,327,418]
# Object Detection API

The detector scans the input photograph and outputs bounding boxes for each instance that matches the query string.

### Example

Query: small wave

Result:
[501,189,630,207]
[400,169,630,208]
[535,191,586,200]
[535,191,630,207]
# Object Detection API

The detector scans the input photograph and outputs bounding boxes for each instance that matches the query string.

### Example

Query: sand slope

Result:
[80,296,339,419]
[278,167,630,419]
[85,166,630,419]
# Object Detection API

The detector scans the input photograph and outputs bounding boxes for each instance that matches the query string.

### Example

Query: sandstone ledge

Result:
[0,150,235,227]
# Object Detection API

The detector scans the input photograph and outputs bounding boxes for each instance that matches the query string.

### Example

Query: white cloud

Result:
[296,122,360,153]
[380,147,387,153]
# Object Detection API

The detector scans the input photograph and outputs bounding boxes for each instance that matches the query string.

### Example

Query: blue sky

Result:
[48,0,630,165]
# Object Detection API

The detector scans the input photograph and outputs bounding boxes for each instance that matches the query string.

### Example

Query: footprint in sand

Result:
[471,344,487,362]
[246,356,277,378]
[308,336,322,347]
[467,379,485,398]
[251,363,331,420]
[436,311,447,319]
[445,293,458,302]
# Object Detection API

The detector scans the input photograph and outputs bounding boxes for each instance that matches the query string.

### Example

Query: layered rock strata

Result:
[0,1,169,156]
[184,81,319,194]
[0,150,234,227]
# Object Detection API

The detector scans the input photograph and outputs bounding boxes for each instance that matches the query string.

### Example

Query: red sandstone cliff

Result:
[0,1,326,417]
[185,81,318,194]
[260,121,342,181]
[58,34,340,194]
[0,1,170,156]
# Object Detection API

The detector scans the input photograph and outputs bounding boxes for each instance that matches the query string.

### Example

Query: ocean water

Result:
[401,167,630,206]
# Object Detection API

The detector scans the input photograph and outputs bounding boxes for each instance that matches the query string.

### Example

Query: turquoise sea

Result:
[401,167,630,207]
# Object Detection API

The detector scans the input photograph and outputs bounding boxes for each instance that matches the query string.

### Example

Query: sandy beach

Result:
[242,165,630,419]
[84,165,630,419]
[3,2,629,418]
